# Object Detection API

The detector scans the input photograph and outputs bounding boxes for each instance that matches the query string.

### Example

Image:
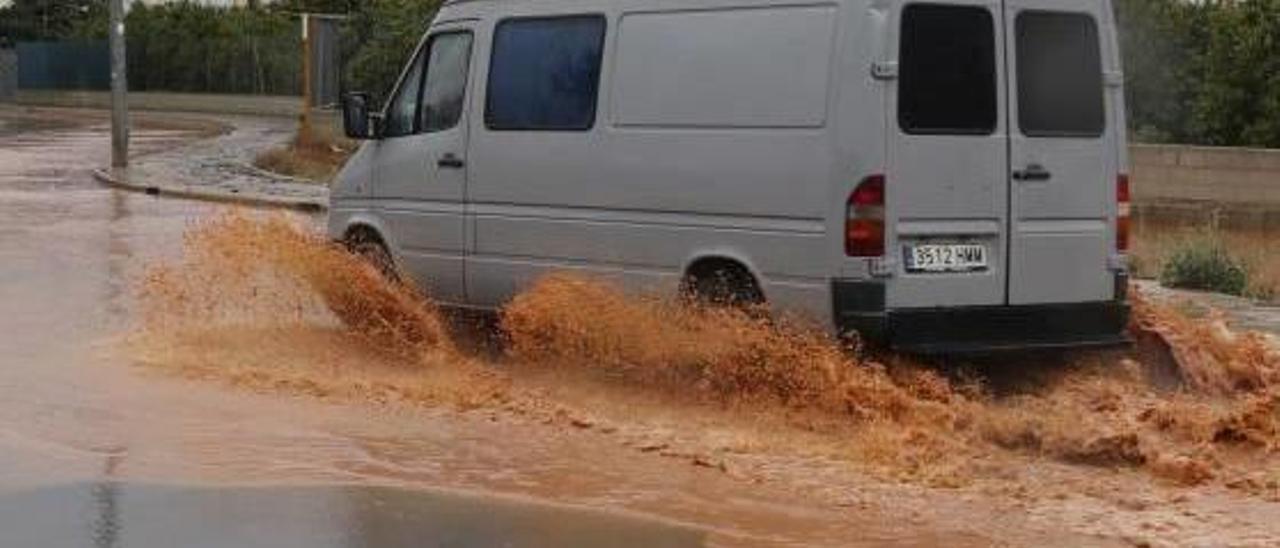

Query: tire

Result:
[346,231,397,282]
[683,264,764,308]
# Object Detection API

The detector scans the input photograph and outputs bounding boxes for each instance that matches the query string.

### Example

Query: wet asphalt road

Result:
[0,110,707,547]
[0,483,701,547]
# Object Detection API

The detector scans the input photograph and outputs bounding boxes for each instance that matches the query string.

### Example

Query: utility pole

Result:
[300,13,313,135]
[109,0,129,169]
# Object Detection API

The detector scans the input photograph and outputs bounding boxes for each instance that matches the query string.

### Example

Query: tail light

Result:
[846,175,885,257]
[1116,174,1131,252]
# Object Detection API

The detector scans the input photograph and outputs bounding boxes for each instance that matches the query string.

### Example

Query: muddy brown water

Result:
[0,483,704,547]
[0,110,1025,546]
[0,111,709,546]
[5,108,1280,547]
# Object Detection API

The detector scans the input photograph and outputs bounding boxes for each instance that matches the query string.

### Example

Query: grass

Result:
[1131,217,1280,302]
[253,121,355,184]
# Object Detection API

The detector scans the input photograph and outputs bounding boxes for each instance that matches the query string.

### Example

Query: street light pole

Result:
[109,0,129,169]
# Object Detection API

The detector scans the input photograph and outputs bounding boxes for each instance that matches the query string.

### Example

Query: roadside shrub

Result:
[1159,237,1249,296]
[253,122,355,183]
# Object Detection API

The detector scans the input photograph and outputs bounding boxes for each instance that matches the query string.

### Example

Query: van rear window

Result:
[1015,12,1105,137]
[485,16,605,131]
[898,4,997,135]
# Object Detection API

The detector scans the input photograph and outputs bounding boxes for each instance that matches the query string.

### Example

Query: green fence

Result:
[16,41,109,90]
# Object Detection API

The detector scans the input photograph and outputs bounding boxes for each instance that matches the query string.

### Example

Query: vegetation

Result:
[1116,0,1280,148]
[7,0,1280,147]
[1158,237,1249,296]
[0,0,439,100]
[253,121,355,183]
[0,0,103,44]
[1132,220,1279,301]
[339,0,442,107]
[119,3,301,95]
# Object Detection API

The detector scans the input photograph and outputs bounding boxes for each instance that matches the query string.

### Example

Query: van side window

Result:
[898,4,997,135]
[1016,12,1104,137]
[383,45,427,138]
[485,16,605,131]
[419,32,473,133]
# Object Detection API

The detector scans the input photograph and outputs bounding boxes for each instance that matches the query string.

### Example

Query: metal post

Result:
[109,0,129,169]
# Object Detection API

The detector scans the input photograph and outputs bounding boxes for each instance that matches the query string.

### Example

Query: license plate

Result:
[904,243,988,273]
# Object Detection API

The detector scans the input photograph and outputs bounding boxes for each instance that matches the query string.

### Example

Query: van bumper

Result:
[833,280,1131,355]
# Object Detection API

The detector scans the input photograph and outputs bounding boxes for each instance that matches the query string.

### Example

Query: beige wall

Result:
[1130,144,1280,207]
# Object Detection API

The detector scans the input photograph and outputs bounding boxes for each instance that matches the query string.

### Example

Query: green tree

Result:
[340,0,441,107]
[1114,0,1202,143]
[1115,0,1280,148]
[1189,0,1280,147]
[0,0,104,42]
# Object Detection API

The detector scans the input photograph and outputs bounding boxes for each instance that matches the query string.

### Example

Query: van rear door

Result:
[885,2,1008,309]
[885,0,1116,309]
[1005,0,1117,304]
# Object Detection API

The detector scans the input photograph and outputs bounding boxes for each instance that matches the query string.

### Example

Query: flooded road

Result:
[0,109,1000,546]
[0,109,721,546]
[0,483,702,547]
[3,107,1278,547]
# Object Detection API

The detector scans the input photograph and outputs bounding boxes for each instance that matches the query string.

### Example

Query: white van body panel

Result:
[328,0,1131,350]
[461,0,843,322]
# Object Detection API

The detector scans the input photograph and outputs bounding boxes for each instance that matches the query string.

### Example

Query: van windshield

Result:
[897,4,997,135]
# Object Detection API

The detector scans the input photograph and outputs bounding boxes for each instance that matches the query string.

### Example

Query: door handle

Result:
[438,153,465,169]
[1012,164,1051,182]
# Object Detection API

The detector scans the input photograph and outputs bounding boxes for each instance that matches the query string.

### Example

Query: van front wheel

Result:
[345,230,397,283]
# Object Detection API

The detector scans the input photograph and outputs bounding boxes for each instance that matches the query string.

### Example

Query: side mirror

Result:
[341,92,380,140]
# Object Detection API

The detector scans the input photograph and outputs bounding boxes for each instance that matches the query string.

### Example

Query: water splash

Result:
[127,211,1280,490]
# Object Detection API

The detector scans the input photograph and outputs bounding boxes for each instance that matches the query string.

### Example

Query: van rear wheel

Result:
[682,263,764,309]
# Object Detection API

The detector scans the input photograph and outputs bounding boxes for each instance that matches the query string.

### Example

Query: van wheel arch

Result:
[343,225,396,281]
[681,257,765,307]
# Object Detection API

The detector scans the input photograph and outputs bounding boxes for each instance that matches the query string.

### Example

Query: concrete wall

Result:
[1131,144,1280,206]
[1131,144,1280,228]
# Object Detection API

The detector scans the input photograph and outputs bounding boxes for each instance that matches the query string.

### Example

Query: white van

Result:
[329,0,1132,353]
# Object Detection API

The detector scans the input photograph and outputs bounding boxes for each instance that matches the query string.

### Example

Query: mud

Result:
[128,211,1280,514]
[4,112,1070,546]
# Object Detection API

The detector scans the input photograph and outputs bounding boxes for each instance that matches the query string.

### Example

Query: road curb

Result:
[92,168,328,212]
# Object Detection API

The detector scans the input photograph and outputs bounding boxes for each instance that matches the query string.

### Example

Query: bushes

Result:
[62,2,303,96]
[253,122,355,182]
[1159,237,1249,296]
